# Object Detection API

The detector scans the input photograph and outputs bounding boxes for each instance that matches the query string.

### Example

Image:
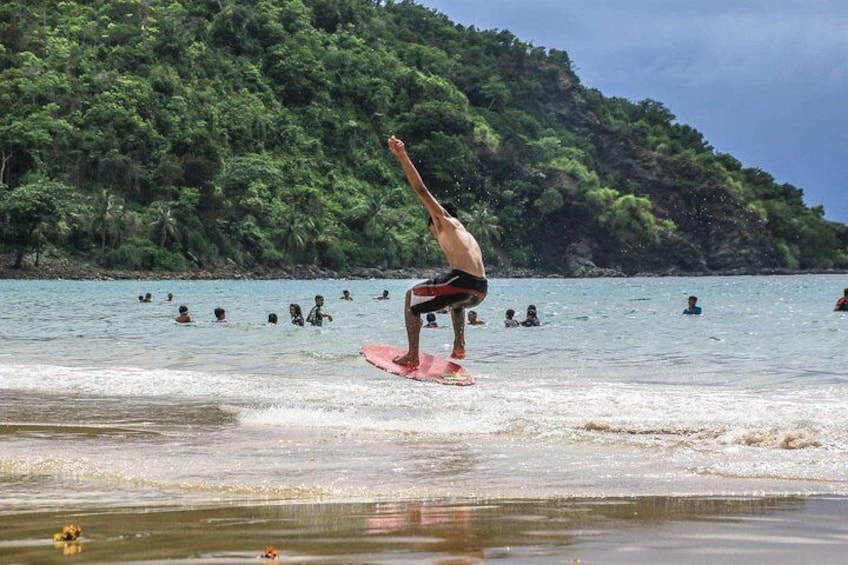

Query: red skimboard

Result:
[360,344,475,386]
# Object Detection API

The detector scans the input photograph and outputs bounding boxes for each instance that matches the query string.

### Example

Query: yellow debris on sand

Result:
[52,524,82,542]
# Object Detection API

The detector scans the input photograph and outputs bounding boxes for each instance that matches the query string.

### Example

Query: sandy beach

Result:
[1,496,846,564]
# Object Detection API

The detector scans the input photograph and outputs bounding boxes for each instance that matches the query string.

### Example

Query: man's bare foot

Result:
[393,353,419,368]
[451,347,466,360]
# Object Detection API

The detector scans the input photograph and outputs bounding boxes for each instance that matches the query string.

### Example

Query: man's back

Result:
[434,217,485,278]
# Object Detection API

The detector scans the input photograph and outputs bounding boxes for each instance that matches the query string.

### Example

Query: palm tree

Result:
[90,189,123,251]
[402,229,439,267]
[351,191,394,246]
[278,210,315,262]
[460,202,503,250]
[148,201,180,248]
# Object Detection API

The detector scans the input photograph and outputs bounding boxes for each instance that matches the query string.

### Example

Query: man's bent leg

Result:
[394,289,421,367]
[450,306,466,360]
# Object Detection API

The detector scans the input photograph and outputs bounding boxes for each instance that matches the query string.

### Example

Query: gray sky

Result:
[416,0,848,222]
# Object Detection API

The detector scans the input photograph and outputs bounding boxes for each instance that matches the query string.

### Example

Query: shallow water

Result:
[2,275,848,510]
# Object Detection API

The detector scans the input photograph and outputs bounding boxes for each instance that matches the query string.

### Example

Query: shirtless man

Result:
[387,136,487,367]
[175,305,192,324]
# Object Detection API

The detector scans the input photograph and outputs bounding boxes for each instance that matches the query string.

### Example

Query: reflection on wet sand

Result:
[1,496,846,564]
[366,502,484,559]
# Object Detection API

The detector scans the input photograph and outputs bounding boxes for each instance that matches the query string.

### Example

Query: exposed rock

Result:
[564,242,625,278]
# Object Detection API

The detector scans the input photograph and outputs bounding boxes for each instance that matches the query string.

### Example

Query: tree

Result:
[398,228,440,267]
[351,191,394,245]
[89,189,124,251]
[147,201,180,249]
[460,202,502,250]
[0,179,75,268]
[277,210,315,262]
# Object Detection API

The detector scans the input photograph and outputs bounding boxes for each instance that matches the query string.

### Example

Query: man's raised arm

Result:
[388,136,446,222]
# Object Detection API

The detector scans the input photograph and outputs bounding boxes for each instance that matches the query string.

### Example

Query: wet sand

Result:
[2,496,847,564]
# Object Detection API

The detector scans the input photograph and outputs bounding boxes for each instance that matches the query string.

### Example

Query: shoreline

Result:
[2,254,847,281]
[3,495,847,564]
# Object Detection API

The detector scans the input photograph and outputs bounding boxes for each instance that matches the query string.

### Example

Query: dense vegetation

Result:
[2,0,846,275]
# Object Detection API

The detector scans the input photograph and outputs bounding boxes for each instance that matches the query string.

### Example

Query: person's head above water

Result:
[175,305,191,324]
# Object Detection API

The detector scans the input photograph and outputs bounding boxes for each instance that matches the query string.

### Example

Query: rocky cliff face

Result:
[578,118,782,274]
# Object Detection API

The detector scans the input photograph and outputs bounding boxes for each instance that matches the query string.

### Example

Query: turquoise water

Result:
[1,275,847,510]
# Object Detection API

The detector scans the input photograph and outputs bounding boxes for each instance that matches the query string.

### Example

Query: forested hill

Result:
[2,0,846,276]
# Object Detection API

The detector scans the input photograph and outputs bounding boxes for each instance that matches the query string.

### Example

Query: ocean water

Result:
[1,275,847,511]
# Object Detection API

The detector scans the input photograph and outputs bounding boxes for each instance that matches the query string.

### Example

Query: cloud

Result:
[420,1,848,88]
[598,10,848,88]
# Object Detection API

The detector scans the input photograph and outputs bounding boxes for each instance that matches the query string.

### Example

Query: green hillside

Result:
[2,0,846,275]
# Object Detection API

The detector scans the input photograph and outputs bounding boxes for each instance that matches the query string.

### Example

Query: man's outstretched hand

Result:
[388,135,406,158]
